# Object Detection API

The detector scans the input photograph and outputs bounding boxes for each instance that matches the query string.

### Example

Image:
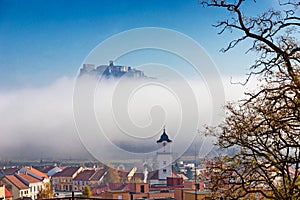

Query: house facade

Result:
[1,175,30,200]
[52,166,82,191]
[73,168,107,191]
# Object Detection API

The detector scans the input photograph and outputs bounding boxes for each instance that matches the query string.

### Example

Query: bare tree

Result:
[208,76,300,199]
[201,0,300,199]
[201,0,300,87]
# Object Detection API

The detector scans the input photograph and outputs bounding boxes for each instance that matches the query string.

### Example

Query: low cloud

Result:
[0,75,257,160]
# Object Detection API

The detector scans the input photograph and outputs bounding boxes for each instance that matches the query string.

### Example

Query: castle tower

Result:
[157,128,172,181]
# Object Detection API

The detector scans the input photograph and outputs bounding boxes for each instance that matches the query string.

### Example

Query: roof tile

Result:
[4,175,29,190]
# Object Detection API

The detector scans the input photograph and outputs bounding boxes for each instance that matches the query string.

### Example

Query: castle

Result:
[79,61,145,79]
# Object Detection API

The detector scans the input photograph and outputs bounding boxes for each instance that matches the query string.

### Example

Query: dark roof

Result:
[52,166,81,177]
[33,165,56,173]
[73,170,96,181]
[1,167,21,175]
[148,170,159,180]
[90,169,106,181]
[157,129,172,143]
[132,172,144,181]
[118,170,128,178]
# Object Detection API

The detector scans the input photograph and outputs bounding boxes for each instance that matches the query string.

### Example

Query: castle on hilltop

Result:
[80,61,145,79]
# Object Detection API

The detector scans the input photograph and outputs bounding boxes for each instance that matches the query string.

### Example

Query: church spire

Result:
[157,127,172,143]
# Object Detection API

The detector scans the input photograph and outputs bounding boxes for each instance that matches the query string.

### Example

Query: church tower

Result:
[157,128,172,181]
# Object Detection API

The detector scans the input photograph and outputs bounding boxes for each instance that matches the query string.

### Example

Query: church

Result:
[144,128,174,185]
[122,128,177,186]
[156,128,173,181]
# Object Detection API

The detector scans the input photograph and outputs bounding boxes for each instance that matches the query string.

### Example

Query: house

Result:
[88,168,106,187]
[0,168,21,176]
[32,165,62,177]
[0,167,50,200]
[51,166,82,191]
[16,173,44,200]
[99,190,130,200]
[19,167,50,184]
[96,182,175,199]
[0,185,13,200]
[1,175,30,200]
[0,166,49,184]
[73,169,98,191]
[183,190,212,200]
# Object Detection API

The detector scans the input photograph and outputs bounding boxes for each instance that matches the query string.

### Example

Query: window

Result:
[163,169,167,173]
[140,185,145,193]
[163,161,166,165]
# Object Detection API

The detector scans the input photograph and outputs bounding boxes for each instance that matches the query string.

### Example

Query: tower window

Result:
[163,169,167,173]
[163,161,166,165]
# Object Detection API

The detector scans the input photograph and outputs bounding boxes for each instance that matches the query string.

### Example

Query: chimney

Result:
[143,168,148,183]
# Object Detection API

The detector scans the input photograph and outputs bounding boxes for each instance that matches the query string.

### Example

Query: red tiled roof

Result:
[52,166,81,177]
[92,184,109,195]
[5,187,13,197]
[25,167,48,178]
[4,175,29,190]
[108,183,128,190]
[17,174,41,183]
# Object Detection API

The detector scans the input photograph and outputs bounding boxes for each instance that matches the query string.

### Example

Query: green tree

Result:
[82,185,92,198]
[37,182,54,199]
[200,0,300,199]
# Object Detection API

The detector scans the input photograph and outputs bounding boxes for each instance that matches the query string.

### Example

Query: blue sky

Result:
[0,0,276,89]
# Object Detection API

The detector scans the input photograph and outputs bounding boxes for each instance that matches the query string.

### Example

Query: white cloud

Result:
[0,75,258,160]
